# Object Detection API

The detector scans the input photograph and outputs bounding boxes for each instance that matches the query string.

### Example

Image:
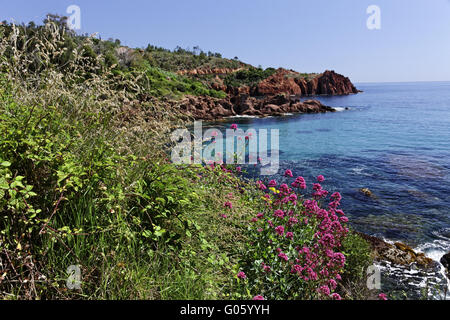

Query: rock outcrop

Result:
[440,252,450,278]
[174,94,335,121]
[253,69,359,97]
[355,232,435,269]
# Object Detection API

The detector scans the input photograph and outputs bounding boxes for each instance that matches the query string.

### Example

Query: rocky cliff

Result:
[253,69,359,97]
[173,67,359,120]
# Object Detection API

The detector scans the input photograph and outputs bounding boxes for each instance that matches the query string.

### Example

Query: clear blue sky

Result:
[2,0,450,82]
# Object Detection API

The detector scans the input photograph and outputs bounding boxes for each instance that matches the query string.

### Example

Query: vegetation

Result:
[224,67,277,88]
[0,17,373,300]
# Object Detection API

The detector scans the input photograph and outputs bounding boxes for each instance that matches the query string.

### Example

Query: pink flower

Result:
[317,175,325,182]
[378,293,388,300]
[275,225,285,236]
[237,271,246,279]
[278,252,289,262]
[286,232,294,240]
[273,209,285,218]
[331,293,342,300]
[284,169,293,177]
[252,295,265,300]
[220,214,228,219]
[268,180,277,188]
[230,124,238,130]
[319,285,330,296]
[224,201,233,209]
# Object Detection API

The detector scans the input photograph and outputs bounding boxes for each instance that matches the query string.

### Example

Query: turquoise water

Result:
[211,82,450,254]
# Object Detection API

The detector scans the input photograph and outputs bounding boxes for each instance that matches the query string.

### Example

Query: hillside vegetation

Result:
[0,17,372,300]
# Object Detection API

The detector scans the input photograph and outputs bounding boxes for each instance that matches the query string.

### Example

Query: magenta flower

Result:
[268,180,277,188]
[286,232,294,240]
[278,252,289,262]
[284,169,293,177]
[224,201,233,209]
[237,271,246,279]
[252,295,265,300]
[331,293,342,300]
[273,209,285,218]
[378,293,388,300]
[230,123,238,130]
[317,175,325,182]
[275,225,285,236]
[318,285,330,296]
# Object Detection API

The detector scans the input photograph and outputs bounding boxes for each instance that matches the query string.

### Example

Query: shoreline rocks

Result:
[175,94,337,121]
[355,232,436,269]
[440,252,450,278]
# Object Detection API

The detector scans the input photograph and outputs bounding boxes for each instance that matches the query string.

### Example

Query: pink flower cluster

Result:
[246,172,350,300]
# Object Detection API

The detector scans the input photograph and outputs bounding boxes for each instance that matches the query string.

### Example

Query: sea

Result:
[207,81,450,299]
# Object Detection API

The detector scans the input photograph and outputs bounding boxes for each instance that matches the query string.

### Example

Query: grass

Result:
[0,19,374,300]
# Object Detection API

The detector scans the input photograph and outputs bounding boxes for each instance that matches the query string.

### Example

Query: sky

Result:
[1,0,450,83]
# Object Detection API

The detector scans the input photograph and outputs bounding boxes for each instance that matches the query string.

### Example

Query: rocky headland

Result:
[172,69,359,120]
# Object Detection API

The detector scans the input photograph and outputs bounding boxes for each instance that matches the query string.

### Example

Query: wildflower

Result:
[237,271,246,279]
[378,293,388,300]
[275,225,285,236]
[251,217,258,223]
[236,166,242,172]
[256,212,264,219]
[286,232,294,240]
[224,201,233,209]
[268,180,277,188]
[257,228,263,232]
[284,169,293,177]
[329,279,337,290]
[278,252,288,262]
[273,209,285,218]
[340,216,349,223]
[257,181,267,190]
[252,295,265,300]
[331,192,342,202]
[319,285,330,296]
[317,175,325,182]
[230,124,238,130]
[331,293,342,300]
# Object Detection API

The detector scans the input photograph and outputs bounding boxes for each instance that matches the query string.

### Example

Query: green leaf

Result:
[1,161,11,167]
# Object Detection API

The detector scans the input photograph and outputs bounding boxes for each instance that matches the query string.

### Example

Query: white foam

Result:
[333,107,347,112]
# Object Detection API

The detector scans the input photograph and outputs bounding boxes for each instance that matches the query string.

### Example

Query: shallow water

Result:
[209,82,450,297]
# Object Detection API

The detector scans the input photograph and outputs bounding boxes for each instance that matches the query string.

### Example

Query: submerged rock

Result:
[359,188,374,198]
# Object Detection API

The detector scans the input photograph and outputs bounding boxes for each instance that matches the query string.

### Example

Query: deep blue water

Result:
[210,82,450,257]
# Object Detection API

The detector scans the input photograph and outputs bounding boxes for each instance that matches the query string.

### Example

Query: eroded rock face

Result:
[253,69,359,97]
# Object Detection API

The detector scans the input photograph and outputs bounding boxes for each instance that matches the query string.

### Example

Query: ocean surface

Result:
[208,81,450,298]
